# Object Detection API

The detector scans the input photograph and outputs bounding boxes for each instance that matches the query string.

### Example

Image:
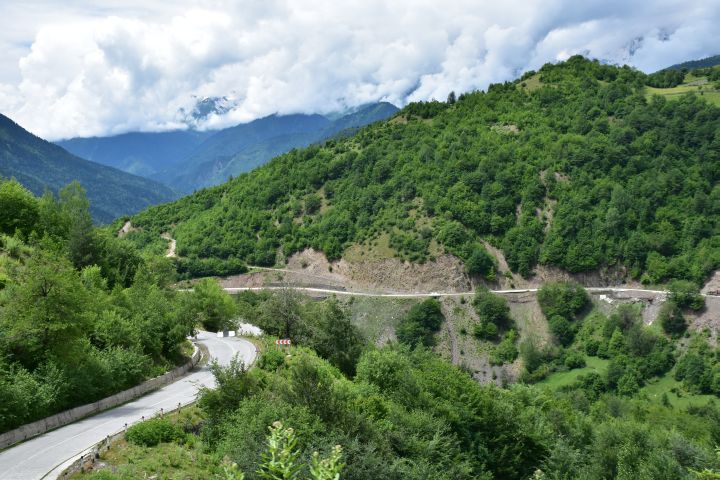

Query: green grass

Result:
[640,374,717,409]
[646,79,720,107]
[341,296,418,343]
[70,407,216,479]
[343,232,397,262]
[520,73,543,91]
[537,356,609,389]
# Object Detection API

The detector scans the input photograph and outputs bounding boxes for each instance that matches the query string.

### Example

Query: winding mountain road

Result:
[0,332,256,480]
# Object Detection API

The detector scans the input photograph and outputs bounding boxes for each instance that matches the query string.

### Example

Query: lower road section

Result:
[0,332,257,480]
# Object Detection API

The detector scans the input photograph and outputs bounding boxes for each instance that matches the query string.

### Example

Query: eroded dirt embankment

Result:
[219,247,640,294]
[215,247,720,385]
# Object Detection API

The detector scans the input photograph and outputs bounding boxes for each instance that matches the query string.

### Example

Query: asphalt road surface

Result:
[0,331,257,480]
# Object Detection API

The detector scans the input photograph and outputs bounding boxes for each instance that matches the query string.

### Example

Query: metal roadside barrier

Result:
[48,398,197,479]
[0,345,201,451]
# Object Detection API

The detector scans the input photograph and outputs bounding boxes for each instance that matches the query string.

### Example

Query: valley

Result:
[58,103,399,194]
[4,49,720,479]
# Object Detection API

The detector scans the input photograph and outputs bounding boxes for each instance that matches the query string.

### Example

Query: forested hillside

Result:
[0,114,176,223]
[77,288,720,480]
[0,179,223,432]
[129,56,720,285]
[664,54,720,71]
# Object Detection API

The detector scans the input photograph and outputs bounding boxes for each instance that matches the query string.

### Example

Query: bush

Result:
[185,278,238,332]
[176,256,248,279]
[304,194,322,214]
[258,347,286,371]
[675,353,712,393]
[473,288,512,330]
[396,299,444,347]
[125,417,186,447]
[584,338,600,356]
[465,246,496,279]
[658,301,687,337]
[668,280,704,311]
[549,315,575,346]
[564,351,587,369]
[520,337,546,373]
[473,321,498,340]
[491,330,519,365]
[538,282,589,320]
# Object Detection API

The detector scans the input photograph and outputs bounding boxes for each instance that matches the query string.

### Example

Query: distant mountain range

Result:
[56,130,215,177]
[661,54,720,71]
[58,102,399,193]
[0,114,176,223]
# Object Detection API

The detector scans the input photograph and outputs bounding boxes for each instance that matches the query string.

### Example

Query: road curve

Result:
[0,332,257,480]
[222,285,720,299]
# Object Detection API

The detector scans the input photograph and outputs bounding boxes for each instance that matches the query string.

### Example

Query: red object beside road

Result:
[275,339,291,345]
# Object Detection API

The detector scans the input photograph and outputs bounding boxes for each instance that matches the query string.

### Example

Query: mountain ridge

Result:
[661,53,720,71]
[0,113,176,223]
[58,102,399,193]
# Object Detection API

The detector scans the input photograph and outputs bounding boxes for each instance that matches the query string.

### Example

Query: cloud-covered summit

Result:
[0,0,718,140]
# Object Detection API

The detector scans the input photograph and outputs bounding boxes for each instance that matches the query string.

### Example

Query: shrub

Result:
[491,330,519,365]
[658,301,687,337]
[549,315,575,346]
[667,280,704,311]
[176,256,248,278]
[537,282,589,320]
[520,337,546,373]
[125,417,186,447]
[473,288,512,330]
[304,194,322,214]
[473,321,499,340]
[396,298,444,347]
[465,246,496,279]
[258,347,286,371]
[564,351,587,369]
[675,353,712,393]
[584,338,600,356]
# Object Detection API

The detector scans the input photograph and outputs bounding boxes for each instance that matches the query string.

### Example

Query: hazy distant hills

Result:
[58,102,399,193]
[57,130,215,177]
[0,114,176,223]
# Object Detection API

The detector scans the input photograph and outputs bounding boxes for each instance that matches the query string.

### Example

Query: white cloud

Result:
[0,0,718,140]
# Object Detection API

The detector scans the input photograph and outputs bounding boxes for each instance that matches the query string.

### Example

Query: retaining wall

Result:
[0,345,201,451]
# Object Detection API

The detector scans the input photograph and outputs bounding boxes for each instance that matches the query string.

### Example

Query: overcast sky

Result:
[0,0,718,140]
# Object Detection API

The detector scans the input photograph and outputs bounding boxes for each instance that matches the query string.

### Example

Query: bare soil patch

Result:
[117,221,136,237]
[161,233,177,258]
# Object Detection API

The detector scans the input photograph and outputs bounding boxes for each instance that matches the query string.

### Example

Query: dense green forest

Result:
[0,179,216,433]
[665,54,720,71]
[128,56,720,284]
[0,114,176,223]
[82,289,720,480]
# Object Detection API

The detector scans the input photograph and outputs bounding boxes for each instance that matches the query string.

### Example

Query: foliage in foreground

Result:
[0,179,214,433]
[186,342,720,480]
